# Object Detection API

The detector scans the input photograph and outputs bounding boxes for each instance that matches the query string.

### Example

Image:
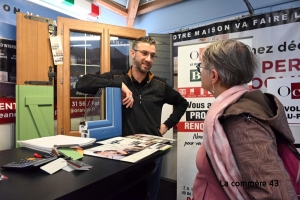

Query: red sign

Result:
[0,98,100,124]
[177,121,204,132]
[178,87,213,98]
[0,98,16,124]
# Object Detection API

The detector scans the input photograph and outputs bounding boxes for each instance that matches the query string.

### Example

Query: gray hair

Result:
[202,39,257,88]
[132,36,156,49]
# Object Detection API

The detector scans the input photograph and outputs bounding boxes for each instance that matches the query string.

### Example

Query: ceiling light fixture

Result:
[26,0,100,21]
[70,36,119,41]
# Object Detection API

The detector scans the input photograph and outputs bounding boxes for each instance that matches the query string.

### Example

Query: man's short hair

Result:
[132,36,156,49]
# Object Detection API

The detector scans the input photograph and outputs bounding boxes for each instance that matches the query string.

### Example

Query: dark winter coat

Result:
[194,90,297,199]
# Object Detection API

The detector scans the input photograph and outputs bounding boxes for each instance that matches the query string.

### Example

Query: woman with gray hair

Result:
[193,39,297,199]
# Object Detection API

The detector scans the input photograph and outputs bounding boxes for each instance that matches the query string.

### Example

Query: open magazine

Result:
[84,145,158,163]
[84,134,174,163]
[97,136,173,151]
[126,134,175,144]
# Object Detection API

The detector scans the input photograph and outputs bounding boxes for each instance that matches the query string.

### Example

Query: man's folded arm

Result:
[76,73,122,94]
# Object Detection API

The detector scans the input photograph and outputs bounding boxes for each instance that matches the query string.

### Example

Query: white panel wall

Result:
[161,104,177,180]
[0,124,15,150]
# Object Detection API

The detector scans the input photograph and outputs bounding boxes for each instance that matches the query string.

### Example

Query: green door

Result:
[16,85,54,146]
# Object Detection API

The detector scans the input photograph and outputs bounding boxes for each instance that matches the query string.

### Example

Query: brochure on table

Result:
[97,136,173,151]
[84,145,158,163]
[84,134,174,163]
[125,133,176,144]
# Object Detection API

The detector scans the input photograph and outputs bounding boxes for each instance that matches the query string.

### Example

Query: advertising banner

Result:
[0,98,15,124]
[0,38,16,83]
[0,97,100,123]
[267,78,300,125]
[175,7,300,200]
[177,43,214,200]
[0,38,16,124]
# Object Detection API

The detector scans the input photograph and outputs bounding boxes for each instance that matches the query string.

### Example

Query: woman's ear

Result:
[210,69,219,85]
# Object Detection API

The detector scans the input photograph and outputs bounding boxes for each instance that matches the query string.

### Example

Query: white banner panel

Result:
[267,78,300,125]
[177,43,214,200]
[230,23,300,93]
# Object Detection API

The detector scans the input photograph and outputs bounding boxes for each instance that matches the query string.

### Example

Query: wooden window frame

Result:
[56,17,145,136]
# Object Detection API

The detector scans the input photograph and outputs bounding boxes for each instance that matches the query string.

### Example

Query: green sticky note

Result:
[59,148,83,160]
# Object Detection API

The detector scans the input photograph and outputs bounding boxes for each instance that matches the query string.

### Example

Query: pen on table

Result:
[34,153,51,158]
[0,173,8,180]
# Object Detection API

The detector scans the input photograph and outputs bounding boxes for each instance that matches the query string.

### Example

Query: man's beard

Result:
[134,59,151,74]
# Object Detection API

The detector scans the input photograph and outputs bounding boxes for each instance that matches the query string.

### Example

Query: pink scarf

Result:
[203,85,251,200]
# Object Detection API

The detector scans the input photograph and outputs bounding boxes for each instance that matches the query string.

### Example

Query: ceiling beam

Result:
[93,0,128,18]
[126,0,140,27]
[137,0,183,15]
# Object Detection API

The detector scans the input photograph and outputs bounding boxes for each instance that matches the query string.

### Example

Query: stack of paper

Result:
[18,135,96,153]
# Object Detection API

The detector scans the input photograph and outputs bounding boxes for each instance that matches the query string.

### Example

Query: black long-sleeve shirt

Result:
[76,68,188,137]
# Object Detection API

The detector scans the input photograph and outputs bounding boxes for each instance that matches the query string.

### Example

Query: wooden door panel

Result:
[16,13,54,85]
[16,13,55,145]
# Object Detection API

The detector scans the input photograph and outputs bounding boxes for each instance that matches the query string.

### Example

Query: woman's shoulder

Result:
[221,90,275,120]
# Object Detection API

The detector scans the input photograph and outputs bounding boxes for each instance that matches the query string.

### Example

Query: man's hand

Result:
[121,83,134,108]
[159,124,169,136]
